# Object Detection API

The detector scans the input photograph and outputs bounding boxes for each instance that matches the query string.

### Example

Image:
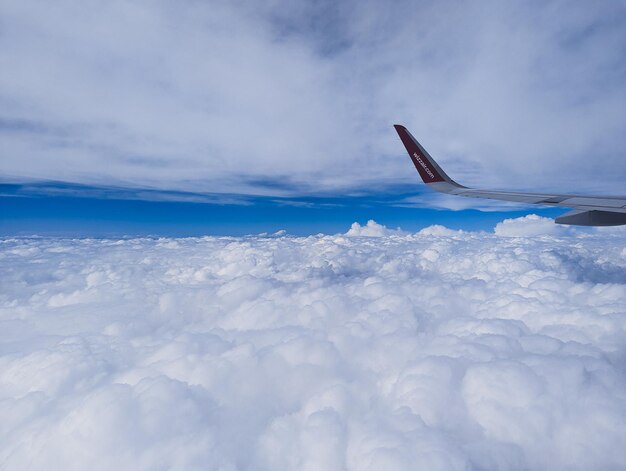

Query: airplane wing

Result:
[394,124,626,226]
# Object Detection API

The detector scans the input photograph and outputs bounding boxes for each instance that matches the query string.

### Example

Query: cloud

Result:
[417,224,464,237]
[397,192,531,212]
[1,0,625,197]
[345,219,405,236]
[494,214,574,237]
[1,217,626,469]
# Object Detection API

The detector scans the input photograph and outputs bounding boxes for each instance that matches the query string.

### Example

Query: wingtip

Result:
[393,124,451,185]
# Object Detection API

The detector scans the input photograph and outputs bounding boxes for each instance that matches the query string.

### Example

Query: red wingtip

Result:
[393,125,445,183]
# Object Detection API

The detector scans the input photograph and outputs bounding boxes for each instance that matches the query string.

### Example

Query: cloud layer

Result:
[1,217,625,469]
[1,0,625,195]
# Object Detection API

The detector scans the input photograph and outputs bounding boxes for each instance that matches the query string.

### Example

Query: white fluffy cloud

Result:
[494,214,572,237]
[1,0,625,195]
[345,219,405,237]
[1,217,626,469]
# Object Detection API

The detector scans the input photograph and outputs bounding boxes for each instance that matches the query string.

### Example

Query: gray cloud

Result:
[1,0,625,196]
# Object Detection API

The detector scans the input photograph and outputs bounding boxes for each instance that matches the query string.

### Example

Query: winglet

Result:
[393,124,458,186]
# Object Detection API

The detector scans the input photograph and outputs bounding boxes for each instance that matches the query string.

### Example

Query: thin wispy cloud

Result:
[1,0,625,197]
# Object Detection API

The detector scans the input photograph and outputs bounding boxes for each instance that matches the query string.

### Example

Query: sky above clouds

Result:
[1,0,626,199]
[1,217,625,470]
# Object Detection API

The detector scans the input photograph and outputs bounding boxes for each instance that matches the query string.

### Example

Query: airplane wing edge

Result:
[393,124,626,226]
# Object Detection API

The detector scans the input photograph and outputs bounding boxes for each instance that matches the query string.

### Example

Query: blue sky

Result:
[0,181,567,236]
[1,0,625,235]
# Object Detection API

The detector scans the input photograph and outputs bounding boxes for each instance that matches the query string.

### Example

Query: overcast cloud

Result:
[1,0,625,196]
[1,216,625,469]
